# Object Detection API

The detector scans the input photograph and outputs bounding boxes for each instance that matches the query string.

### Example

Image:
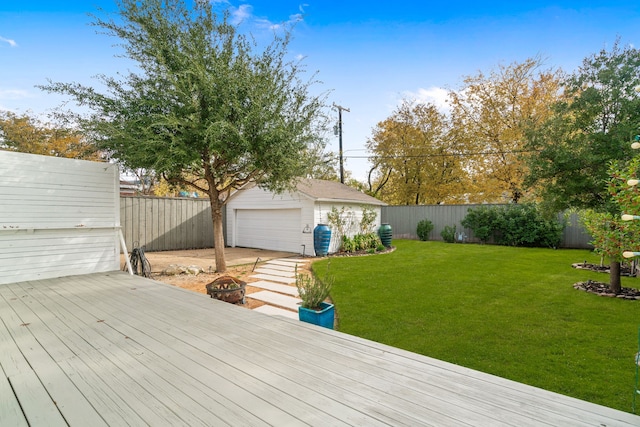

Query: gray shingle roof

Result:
[295,179,386,206]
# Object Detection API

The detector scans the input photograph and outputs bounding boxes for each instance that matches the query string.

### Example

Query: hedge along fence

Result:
[381,205,593,249]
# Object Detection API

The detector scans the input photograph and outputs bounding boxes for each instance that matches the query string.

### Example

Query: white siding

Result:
[315,202,382,253]
[0,152,120,284]
[226,185,382,255]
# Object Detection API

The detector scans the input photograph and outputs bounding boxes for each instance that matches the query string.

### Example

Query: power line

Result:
[342,149,541,160]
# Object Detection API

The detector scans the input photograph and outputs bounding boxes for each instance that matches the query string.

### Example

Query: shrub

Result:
[341,232,382,253]
[441,225,457,243]
[461,206,499,243]
[462,204,564,248]
[359,205,378,233]
[416,219,434,241]
[341,235,355,252]
[362,232,383,250]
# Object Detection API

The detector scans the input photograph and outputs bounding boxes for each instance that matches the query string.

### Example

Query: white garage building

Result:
[226,179,386,256]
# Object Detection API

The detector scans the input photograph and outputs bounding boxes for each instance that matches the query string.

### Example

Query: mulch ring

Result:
[328,246,396,258]
[572,262,640,299]
[571,262,636,276]
[573,280,640,300]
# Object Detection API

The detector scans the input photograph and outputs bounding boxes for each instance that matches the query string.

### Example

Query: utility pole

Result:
[333,103,350,184]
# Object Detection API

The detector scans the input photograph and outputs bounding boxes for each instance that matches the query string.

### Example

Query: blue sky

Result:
[1,1,639,181]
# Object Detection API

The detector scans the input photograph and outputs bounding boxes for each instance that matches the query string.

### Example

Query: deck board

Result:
[1,272,638,426]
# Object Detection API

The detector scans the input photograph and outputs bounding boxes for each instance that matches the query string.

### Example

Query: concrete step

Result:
[258,264,297,273]
[248,290,301,311]
[267,260,307,268]
[254,268,294,278]
[250,280,299,297]
[253,305,298,320]
[250,274,296,285]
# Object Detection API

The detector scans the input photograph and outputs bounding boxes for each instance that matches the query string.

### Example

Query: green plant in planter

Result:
[295,265,334,310]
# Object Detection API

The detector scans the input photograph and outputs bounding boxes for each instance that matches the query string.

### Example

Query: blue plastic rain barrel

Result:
[313,224,331,256]
[378,223,392,248]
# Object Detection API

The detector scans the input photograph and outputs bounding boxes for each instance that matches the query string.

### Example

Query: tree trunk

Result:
[609,259,621,294]
[209,197,227,273]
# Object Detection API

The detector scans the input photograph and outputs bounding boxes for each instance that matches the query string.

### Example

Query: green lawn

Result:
[313,240,640,413]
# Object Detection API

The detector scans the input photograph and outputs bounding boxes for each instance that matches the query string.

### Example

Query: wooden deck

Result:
[1,272,638,426]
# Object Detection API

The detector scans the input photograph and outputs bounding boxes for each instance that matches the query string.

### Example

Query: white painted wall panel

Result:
[0,151,120,284]
[315,202,382,253]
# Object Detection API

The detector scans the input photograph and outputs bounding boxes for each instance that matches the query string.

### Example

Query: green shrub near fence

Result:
[441,225,457,243]
[461,204,564,248]
[416,219,434,241]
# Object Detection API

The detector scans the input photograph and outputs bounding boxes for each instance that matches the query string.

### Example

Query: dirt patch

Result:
[121,247,316,310]
[123,247,300,275]
[153,267,276,309]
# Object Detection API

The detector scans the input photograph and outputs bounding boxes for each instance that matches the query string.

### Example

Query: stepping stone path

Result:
[247,258,308,320]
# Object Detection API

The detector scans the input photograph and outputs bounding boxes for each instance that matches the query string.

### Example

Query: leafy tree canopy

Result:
[365,58,561,205]
[449,57,561,203]
[367,100,465,205]
[40,0,329,271]
[0,110,99,160]
[526,41,640,214]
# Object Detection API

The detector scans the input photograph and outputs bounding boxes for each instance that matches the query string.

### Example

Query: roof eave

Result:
[314,197,387,206]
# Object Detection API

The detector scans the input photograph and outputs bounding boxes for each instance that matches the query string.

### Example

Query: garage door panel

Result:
[236,209,301,253]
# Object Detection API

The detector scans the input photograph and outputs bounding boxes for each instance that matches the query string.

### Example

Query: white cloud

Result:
[230,4,253,25]
[402,86,451,113]
[254,12,303,31]
[0,89,31,100]
[214,2,305,30]
[0,36,17,47]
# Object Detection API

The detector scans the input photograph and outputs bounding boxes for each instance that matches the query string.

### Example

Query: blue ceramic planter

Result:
[298,302,335,329]
[378,223,392,248]
[313,224,331,256]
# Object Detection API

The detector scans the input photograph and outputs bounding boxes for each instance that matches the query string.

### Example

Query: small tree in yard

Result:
[41,0,327,272]
[581,158,640,293]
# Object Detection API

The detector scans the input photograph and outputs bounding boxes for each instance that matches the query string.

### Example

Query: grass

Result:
[314,240,640,413]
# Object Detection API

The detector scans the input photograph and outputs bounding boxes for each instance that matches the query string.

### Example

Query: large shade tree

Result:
[449,58,561,203]
[366,100,465,205]
[525,42,640,213]
[41,0,327,272]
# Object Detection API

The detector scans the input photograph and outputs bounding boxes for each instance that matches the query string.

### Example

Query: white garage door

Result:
[236,209,301,253]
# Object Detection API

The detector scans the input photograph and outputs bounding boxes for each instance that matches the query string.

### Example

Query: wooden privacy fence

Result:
[381,205,593,249]
[120,196,218,252]
[120,197,593,252]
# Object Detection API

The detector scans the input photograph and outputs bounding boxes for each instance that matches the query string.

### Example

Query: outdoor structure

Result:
[0,151,121,285]
[226,178,386,255]
[1,152,639,425]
